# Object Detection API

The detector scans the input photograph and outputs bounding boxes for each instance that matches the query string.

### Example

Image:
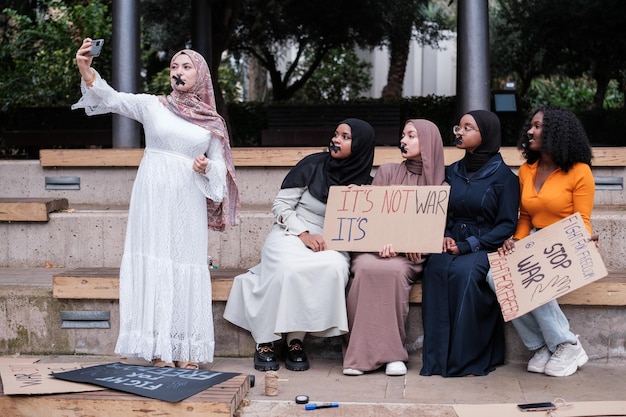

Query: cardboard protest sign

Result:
[52,362,240,402]
[488,213,607,322]
[0,357,38,365]
[1,362,105,395]
[322,185,450,253]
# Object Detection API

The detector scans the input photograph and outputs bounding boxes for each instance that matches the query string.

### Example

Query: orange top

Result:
[513,161,595,239]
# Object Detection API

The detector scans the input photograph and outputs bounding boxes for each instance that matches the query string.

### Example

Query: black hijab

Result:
[280,118,376,203]
[462,110,501,173]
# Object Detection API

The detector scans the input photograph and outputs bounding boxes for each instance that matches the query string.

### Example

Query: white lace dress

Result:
[72,74,227,363]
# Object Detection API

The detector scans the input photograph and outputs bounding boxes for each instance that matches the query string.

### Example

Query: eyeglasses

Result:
[453,125,478,136]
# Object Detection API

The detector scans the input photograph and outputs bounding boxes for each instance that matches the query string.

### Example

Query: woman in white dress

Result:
[224,119,376,371]
[73,38,240,369]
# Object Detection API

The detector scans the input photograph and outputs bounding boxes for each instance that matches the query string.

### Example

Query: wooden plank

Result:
[408,275,626,306]
[39,148,328,167]
[52,276,119,299]
[52,267,247,301]
[52,267,626,306]
[0,373,249,417]
[39,147,626,168]
[40,148,144,167]
[559,273,626,306]
[0,198,68,222]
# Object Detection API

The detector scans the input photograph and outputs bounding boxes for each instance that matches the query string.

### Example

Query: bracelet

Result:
[83,70,97,86]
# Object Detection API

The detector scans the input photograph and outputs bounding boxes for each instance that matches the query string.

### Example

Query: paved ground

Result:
[11,354,626,417]
[208,356,626,417]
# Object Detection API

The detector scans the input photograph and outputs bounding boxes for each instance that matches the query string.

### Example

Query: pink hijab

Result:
[159,49,240,231]
[377,119,446,186]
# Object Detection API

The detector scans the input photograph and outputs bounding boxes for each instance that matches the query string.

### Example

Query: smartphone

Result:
[87,39,105,57]
[517,402,557,412]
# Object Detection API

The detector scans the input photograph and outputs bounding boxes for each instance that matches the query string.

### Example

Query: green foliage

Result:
[419,0,456,30]
[525,76,624,111]
[490,0,626,109]
[0,0,112,108]
[603,80,624,110]
[526,76,595,111]
[145,67,171,96]
[230,0,393,101]
[218,59,243,103]
[289,47,372,103]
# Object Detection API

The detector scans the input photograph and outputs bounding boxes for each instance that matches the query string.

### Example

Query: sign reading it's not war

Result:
[487,213,607,322]
[322,185,450,253]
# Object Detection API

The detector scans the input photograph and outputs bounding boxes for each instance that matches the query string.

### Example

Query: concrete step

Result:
[2,206,626,270]
[1,267,625,365]
[3,156,625,207]
[0,208,273,269]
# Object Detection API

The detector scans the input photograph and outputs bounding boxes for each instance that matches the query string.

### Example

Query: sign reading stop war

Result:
[322,185,450,253]
[487,213,607,322]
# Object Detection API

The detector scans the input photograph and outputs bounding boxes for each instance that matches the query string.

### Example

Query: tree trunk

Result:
[247,55,268,101]
[381,36,410,99]
[592,69,610,110]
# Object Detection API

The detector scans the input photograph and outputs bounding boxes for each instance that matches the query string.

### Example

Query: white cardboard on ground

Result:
[0,361,104,395]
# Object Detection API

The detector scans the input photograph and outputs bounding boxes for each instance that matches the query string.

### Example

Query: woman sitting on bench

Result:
[224,119,376,372]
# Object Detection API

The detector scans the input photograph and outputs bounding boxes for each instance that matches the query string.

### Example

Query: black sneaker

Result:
[254,342,279,371]
[285,339,309,371]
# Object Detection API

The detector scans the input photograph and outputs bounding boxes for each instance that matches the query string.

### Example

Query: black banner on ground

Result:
[52,362,239,402]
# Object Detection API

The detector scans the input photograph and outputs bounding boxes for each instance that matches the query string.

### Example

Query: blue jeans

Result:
[486,270,577,352]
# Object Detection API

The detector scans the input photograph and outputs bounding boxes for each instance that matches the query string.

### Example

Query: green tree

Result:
[0,0,112,107]
[377,0,455,98]
[290,47,372,102]
[229,0,387,102]
[140,0,241,117]
[491,0,626,109]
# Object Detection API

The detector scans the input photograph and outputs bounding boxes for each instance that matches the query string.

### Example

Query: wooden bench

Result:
[52,267,626,306]
[52,267,247,301]
[261,103,402,146]
[38,146,626,168]
[0,197,68,222]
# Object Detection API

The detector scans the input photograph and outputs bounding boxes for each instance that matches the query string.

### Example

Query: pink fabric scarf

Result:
[159,49,240,231]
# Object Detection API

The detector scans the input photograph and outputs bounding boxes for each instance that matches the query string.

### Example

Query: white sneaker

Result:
[343,368,364,376]
[385,361,407,376]
[544,336,589,377]
[527,345,551,373]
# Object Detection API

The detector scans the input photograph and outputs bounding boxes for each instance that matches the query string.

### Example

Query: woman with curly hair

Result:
[493,105,594,377]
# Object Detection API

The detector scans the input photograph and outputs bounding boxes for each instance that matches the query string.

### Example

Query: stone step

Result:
[2,149,625,208]
[1,267,625,364]
[0,208,274,269]
[2,207,626,270]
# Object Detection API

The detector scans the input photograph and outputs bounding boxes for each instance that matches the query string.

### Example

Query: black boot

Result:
[254,342,279,371]
[285,339,309,371]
